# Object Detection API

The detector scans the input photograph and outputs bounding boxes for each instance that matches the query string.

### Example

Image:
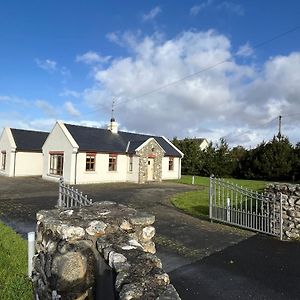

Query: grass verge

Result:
[0,221,32,299]
[170,175,268,219]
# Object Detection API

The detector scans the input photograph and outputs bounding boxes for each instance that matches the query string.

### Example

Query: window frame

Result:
[1,151,6,170]
[49,152,64,176]
[108,154,117,172]
[168,157,174,171]
[86,153,96,172]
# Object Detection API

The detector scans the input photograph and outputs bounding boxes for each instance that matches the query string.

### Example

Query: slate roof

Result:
[64,123,182,157]
[11,128,48,152]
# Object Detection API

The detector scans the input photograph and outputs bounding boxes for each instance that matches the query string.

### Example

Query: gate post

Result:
[209,175,214,219]
[58,177,63,208]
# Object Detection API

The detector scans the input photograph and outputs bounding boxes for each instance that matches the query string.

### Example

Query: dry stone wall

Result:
[265,183,300,239]
[32,201,180,300]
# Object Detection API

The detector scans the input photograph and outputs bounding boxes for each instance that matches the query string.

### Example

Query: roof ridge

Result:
[11,128,49,134]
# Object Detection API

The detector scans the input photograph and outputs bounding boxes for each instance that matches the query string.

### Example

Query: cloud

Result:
[35,58,70,79]
[142,6,162,22]
[35,59,57,72]
[0,95,11,101]
[76,51,111,65]
[35,100,57,117]
[78,29,300,147]
[59,89,81,98]
[236,42,254,57]
[217,1,244,16]
[64,101,80,117]
[190,1,213,16]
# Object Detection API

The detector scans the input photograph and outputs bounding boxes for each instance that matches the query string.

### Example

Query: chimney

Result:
[107,117,118,134]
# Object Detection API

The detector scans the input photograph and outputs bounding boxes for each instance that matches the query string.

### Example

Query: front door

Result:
[147,158,154,181]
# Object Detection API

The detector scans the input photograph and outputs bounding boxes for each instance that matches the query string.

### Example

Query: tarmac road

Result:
[0,176,299,299]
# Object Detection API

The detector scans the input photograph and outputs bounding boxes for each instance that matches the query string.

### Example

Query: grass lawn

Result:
[0,221,32,299]
[170,175,269,219]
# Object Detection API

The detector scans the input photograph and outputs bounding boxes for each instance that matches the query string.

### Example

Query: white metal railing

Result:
[209,175,283,240]
[57,178,93,209]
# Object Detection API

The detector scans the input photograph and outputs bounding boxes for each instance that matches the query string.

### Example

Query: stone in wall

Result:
[32,201,181,300]
[265,183,300,240]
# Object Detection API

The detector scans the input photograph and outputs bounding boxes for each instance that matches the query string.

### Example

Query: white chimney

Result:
[107,118,118,134]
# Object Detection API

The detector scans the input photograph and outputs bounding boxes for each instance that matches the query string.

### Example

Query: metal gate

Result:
[209,176,283,240]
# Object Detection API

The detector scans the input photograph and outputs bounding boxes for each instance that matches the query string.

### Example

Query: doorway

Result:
[147,158,154,181]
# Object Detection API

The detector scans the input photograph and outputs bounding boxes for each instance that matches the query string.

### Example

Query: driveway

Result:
[0,176,299,299]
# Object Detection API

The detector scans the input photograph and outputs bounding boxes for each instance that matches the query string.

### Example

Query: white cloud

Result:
[59,89,81,98]
[35,100,57,117]
[35,58,70,79]
[35,58,57,72]
[76,51,111,65]
[0,95,11,101]
[64,101,80,117]
[190,1,213,16]
[142,6,162,22]
[78,30,300,147]
[217,1,244,16]
[236,42,254,57]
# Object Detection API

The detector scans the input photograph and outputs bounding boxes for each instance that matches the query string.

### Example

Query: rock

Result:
[142,226,155,241]
[51,251,88,292]
[285,231,300,239]
[57,225,85,241]
[129,213,155,226]
[120,220,133,231]
[119,283,144,300]
[142,241,156,254]
[286,210,296,218]
[108,251,127,269]
[85,220,107,236]
[155,273,170,285]
[115,271,129,291]
[156,284,181,300]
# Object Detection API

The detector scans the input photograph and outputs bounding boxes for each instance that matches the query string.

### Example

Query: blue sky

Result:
[1,0,300,147]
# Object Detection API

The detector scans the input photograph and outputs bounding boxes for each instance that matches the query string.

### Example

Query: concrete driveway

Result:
[0,176,299,299]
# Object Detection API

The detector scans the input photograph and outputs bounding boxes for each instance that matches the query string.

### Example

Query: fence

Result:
[57,178,93,209]
[209,176,283,240]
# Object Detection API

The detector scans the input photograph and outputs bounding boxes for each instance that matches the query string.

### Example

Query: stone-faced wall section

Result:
[136,139,164,184]
[266,183,300,239]
[32,202,180,299]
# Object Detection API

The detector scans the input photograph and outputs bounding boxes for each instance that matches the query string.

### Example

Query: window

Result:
[1,151,6,170]
[169,157,174,171]
[49,153,64,176]
[86,153,96,171]
[109,154,117,171]
[128,155,133,172]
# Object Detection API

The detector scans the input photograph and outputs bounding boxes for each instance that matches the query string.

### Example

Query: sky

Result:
[1,0,300,148]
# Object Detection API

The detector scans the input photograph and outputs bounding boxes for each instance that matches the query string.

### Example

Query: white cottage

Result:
[42,120,183,184]
[0,127,48,177]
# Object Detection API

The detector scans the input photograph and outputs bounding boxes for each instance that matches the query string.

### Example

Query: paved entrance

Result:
[0,176,299,299]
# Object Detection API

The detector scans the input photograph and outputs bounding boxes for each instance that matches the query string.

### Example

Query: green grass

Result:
[170,175,269,219]
[0,221,32,299]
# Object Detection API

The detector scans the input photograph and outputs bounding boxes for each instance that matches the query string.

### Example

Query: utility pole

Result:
[277,115,282,140]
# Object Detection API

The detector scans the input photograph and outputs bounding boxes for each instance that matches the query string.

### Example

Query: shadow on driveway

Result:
[170,234,300,300]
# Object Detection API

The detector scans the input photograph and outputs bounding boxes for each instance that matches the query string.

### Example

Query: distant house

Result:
[42,119,183,184]
[194,138,209,151]
[179,138,209,151]
[0,128,48,177]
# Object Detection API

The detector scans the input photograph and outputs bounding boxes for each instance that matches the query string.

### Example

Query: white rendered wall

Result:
[126,156,139,183]
[75,153,136,184]
[0,129,15,177]
[162,157,181,180]
[15,152,43,176]
[42,123,77,184]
